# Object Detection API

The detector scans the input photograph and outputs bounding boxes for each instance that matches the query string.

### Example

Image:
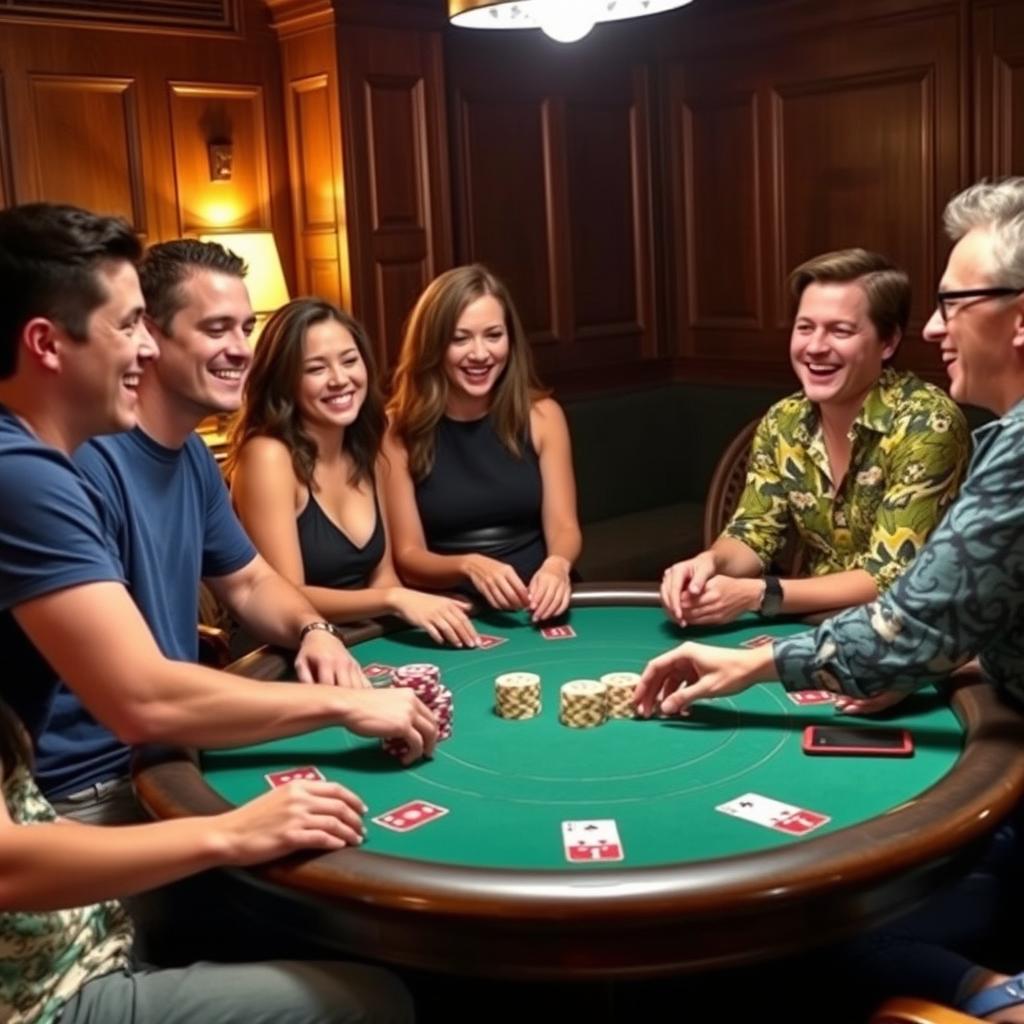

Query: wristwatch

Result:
[299,620,340,644]
[759,576,784,617]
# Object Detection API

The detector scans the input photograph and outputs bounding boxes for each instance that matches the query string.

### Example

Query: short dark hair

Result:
[789,248,911,343]
[0,203,141,379]
[138,238,247,334]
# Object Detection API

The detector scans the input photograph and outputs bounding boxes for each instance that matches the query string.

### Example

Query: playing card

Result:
[476,634,507,649]
[541,625,577,640]
[716,792,830,834]
[265,766,326,788]
[741,634,775,648]
[561,819,624,862]
[372,800,450,833]
[786,690,836,706]
[362,663,395,679]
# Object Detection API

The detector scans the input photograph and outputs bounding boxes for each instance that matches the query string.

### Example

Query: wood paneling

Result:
[665,1,962,381]
[338,22,451,362]
[449,30,657,380]
[0,0,292,270]
[975,0,1024,178]
[169,82,272,233]
[28,74,147,232]
[0,73,10,209]
[0,0,239,33]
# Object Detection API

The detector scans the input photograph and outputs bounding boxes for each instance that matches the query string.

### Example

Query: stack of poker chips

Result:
[494,672,542,720]
[600,672,640,719]
[382,662,453,759]
[559,679,608,728]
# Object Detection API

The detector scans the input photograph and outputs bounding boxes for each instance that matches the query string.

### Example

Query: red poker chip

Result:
[396,663,441,680]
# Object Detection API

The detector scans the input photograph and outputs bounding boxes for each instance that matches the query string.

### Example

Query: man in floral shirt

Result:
[661,248,968,636]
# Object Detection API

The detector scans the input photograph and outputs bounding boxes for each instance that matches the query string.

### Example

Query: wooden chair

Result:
[197,582,232,668]
[702,417,804,576]
[870,997,983,1024]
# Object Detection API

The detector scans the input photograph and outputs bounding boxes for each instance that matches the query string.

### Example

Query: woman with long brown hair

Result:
[228,298,477,647]
[382,265,581,621]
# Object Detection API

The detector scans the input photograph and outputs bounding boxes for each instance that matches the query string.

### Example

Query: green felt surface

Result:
[203,608,964,871]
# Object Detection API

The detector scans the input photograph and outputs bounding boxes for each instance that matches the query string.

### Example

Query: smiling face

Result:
[789,281,897,415]
[922,227,1024,414]
[147,268,255,417]
[443,292,509,416]
[59,259,157,438]
[296,317,368,432]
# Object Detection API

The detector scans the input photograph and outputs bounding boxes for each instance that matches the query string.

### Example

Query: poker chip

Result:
[559,679,607,728]
[384,666,454,756]
[600,672,641,719]
[396,663,441,681]
[495,672,541,720]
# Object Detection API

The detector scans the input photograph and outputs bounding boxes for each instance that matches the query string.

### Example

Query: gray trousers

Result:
[58,960,414,1024]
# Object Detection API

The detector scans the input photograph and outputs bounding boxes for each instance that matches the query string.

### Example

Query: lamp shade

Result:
[448,0,695,33]
[197,230,290,316]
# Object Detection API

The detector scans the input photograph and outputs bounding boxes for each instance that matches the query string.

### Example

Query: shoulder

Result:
[886,370,968,436]
[233,435,294,476]
[757,391,809,440]
[530,397,569,434]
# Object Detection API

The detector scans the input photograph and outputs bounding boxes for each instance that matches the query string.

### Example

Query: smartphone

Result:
[802,724,914,757]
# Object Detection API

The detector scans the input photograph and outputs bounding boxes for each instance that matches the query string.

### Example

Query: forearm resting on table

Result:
[777,569,877,616]
[0,816,236,911]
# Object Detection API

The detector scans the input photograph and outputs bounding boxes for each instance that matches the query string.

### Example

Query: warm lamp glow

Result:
[198,230,290,340]
[448,0,695,42]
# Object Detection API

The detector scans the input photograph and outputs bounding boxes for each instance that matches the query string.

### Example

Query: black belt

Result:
[429,525,542,556]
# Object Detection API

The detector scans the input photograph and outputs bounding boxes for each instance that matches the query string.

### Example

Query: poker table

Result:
[134,584,1024,979]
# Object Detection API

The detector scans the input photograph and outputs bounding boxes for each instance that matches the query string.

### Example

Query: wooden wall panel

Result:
[0,0,293,273]
[975,0,1024,178]
[449,31,658,383]
[0,73,10,208]
[338,22,451,363]
[270,0,350,310]
[456,94,555,341]
[664,2,963,382]
[168,82,272,233]
[28,75,147,232]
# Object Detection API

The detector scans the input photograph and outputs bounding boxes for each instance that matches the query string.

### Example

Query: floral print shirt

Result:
[0,763,132,1024]
[774,397,1024,702]
[722,367,969,591]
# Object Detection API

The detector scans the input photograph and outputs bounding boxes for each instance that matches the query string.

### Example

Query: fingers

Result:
[660,564,686,623]
[529,573,559,622]
[399,702,438,765]
[293,657,315,685]
[343,660,371,689]
[446,606,479,647]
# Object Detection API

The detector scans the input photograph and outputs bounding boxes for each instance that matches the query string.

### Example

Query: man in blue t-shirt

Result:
[0,208,438,820]
[41,238,387,818]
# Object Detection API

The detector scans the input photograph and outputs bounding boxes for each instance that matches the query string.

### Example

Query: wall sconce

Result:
[208,142,233,182]
[448,1,695,44]
[197,229,290,341]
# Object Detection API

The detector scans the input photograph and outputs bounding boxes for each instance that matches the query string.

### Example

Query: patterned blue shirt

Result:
[774,398,1024,703]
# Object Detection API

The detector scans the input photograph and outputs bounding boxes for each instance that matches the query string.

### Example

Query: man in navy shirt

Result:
[39,238,414,822]
[0,206,437,816]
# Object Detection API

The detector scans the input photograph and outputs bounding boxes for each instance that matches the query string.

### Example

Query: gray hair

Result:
[943,178,1024,288]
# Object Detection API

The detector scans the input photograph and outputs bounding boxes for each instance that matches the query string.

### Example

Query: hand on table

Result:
[527,557,572,623]
[462,554,530,612]
[392,588,478,647]
[660,552,718,624]
[296,630,369,688]
[672,575,763,627]
[633,641,775,717]
[220,779,367,864]
[834,690,910,716]
[337,687,438,765]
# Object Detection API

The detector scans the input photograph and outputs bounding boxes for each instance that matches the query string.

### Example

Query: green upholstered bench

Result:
[564,382,787,582]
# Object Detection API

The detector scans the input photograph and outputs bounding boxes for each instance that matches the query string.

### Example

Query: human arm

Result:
[381,429,530,610]
[13,581,437,763]
[0,771,366,911]
[527,398,582,622]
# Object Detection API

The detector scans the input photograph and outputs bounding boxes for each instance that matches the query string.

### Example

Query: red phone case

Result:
[801,725,914,757]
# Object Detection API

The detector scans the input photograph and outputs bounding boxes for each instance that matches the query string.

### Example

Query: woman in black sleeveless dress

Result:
[382,265,581,621]
[227,299,477,648]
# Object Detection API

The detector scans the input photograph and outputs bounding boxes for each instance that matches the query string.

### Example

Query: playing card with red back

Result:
[265,766,326,788]
[541,625,577,640]
[372,799,449,833]
[772,809,831,835]
[476,634,507,649]
[786,690,836,706]
[362,663,395,679]
[741,634,775,648]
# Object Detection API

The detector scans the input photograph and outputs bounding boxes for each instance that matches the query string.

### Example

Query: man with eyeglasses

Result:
[635,180,1024,1016]
[660,248,968,647]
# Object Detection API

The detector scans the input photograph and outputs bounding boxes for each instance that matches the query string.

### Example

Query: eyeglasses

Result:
[936,287,1024,323]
